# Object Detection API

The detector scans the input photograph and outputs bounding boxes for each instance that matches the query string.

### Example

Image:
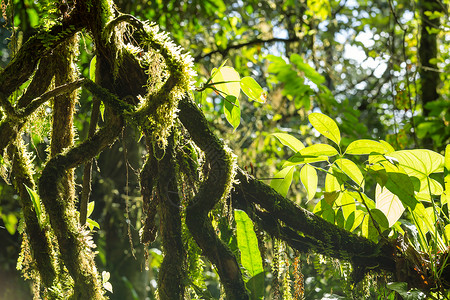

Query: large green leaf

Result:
[362,214,379,242]
[345,139,390,155]
[223,95,240,131]
[334,158,364,188]
[337,191,356,219]
[300,164,318,201]
[390,149,444,195]
[375,184,404,227]
[308,113,341,146]
[211,66,241,98]
[270,166,295,197]
[298,144,339,156]
[373,161,418,209]
[283,155,328,166]
[271,133,305,152]
[325,165,342,192]
[234,210,264,279]
[313,198,335,223]
[284,144,337,167]
[240,77,266,103]
[349,210,365,232]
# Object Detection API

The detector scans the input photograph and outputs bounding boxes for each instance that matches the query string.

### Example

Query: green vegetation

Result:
[0,0,449,299]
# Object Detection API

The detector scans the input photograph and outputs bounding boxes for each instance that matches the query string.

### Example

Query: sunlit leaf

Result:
[271,133,304,152]
[270,166,295,197]
[337,191,356,219]
[390,149,444,195]
[284,144,336,167]
[313,198,334,223]
[211,66,241,98]
[445,224,450,242]
[87,201,95,218]
[283,155,328,167]
[240,77,266,103]
[334,158,364,187]
[349,210,365,232]
[346,139,390,155]
[308,113,341,146]
[300,164,317,201]
[223,95,240,131]
[375,162,418,209]
[413,202,435,235]
[299,144,339,156]
[89,55,97,81]
[379,140,395,153]
[1,213,18,235]
[375,184,404,227]
[234,210,264,279]
[87,218,100,230]
[362,214,378,242]
[325,165,342,192]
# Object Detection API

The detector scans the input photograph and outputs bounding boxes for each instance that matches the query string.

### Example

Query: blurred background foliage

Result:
[0,0,449,299]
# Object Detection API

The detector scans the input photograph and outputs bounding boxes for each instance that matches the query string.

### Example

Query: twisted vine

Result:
[178,95,249,299]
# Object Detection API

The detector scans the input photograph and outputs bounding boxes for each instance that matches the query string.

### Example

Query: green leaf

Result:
[211,66,241,98]
[362,214,378,242]
[246,272,265,300]
[325,165,342,192]
[334,158,364,187]
[345,139,390,155]
[271,133,304,152]
[24,184,43,229]
[87,201,95,218]
[300,164,317,201]
[240,77,266,103]
[370,208,389,229]
[390,149,444,195]
[308,113,341,146]
[337,191,356,219]
[313,199,335,223]
[1,213,18,235]
[299,144,339,156]
[284,144,337,167]
[87,218,100,230]
[444,224,450,242]
[375,184,405,227]
[379,140,395,153]
[224,95,241,131]
[284,154,328,166]
[349,210,365,232]
[234,210,264,278]
[374,162,418,209]
[270,166,295,197]
[89,55,97,81]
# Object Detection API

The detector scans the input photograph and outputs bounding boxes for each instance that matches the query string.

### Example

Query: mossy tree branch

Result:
[155,133,185,300]
[7,142,56,287]
[178,95,249,300]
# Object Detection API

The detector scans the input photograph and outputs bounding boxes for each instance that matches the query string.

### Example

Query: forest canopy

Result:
[0,0,449,299]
